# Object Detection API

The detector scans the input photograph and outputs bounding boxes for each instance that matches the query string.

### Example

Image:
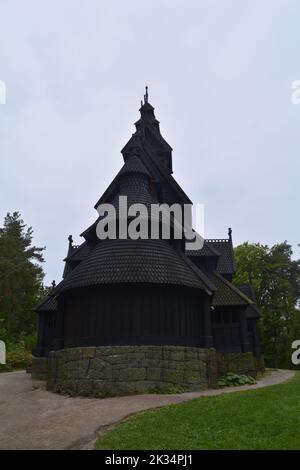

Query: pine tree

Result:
[0,212,45,340]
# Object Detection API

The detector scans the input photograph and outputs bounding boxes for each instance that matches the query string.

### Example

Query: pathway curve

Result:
[0,369,294,450]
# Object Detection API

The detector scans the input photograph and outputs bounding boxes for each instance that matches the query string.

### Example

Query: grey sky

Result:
[0,0,299,285]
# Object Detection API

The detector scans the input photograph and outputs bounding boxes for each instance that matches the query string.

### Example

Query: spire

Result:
[121,88,173,174]
[144,85,149,104]
[139,85,155,115]
[136,86,159,129]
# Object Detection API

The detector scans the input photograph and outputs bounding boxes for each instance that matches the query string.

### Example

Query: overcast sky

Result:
[0,0,299,285]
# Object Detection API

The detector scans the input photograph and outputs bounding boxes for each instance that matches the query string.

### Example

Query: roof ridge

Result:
[206,238,230,243]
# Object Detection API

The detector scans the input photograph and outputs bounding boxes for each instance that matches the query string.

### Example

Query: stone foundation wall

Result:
[31,357,48,380]
[46,345,218,397]
[217,352,265,378]
[32,346,264,397]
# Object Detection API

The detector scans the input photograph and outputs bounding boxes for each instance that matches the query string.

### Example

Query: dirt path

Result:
[0,369,294,450]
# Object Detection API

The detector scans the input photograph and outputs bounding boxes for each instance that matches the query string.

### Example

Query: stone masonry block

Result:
[119,367,146,381]
[146,368,162,381]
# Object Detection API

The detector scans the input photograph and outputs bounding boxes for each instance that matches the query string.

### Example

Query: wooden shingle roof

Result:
[117,155,151,178]
[206,239,236,274]
[186,241,221,258]
[35,280,65,312]
[209,273,253,307]
[61,239,216,293]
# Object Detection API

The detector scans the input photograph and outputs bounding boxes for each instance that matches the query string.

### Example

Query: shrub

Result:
[0,337,33,372]
[218,372,256,387]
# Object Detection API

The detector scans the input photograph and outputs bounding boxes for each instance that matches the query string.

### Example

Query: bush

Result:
[0,337,34,372]
[218,372,256,387]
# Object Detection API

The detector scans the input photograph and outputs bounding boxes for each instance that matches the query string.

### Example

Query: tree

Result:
[234,242,300,368]
[0,212,45,340]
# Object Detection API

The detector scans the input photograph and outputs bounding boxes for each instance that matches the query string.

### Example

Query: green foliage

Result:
[0,336,35,372]
[234,241,300,369]
[0,212,45,339]
[0,212,45,369]
[218,372,256,387]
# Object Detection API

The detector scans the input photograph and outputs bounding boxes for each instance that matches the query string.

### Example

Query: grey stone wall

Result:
[46,345,218,397]
[217,352,265,378]
[32,346,264,397]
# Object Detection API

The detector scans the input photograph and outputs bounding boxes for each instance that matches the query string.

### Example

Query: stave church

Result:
[32,89,263,396]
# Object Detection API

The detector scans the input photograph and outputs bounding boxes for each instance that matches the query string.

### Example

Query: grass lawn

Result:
[96,372,300,450]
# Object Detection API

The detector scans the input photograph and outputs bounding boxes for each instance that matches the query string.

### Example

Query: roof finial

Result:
[68,234,73,248]
[228,227,232,240]
[144,85,148,103]
[51,280,56,291]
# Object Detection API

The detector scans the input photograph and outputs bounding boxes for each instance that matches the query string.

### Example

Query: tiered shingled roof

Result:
[36,89,258,317]
[94,92,192,212]
[61,239,216,293]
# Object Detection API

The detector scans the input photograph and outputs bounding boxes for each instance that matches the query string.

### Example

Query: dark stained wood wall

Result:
[60,284,207,349]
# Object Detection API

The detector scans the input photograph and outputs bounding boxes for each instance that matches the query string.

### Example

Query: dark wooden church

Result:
[33,89,262,393]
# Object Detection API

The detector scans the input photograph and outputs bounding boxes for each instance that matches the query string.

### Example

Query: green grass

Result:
[96,372,300,450]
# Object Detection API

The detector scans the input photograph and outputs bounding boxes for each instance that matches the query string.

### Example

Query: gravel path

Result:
[0,369,294,450]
